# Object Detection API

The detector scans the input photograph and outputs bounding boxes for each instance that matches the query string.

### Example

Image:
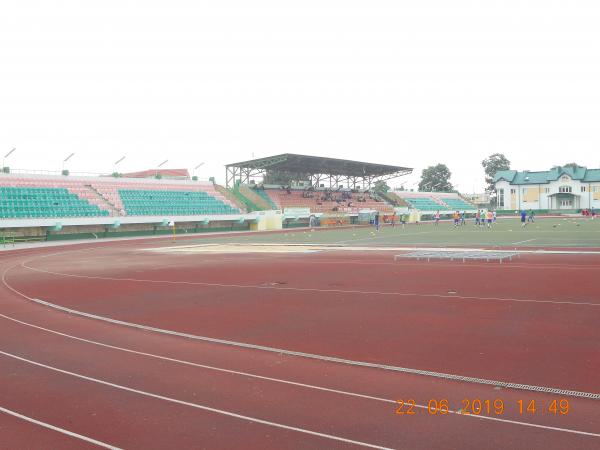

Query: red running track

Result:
[1,238,599,449]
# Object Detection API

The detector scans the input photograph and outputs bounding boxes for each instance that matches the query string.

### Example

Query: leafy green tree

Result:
[372,180,390,193]
[482,153,510,193]
[418,164,453,192]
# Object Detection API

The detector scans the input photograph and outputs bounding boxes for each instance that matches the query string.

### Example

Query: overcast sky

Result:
[1,1,600,192]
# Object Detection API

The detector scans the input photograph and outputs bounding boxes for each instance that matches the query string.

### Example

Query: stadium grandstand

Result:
[388,190,477,212]
[225,153,412,218]
[0,171,256,241]
[0,155,481,241]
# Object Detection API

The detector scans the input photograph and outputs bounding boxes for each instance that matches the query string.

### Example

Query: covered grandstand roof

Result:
[225,153,412,188]
[227,153,411,177]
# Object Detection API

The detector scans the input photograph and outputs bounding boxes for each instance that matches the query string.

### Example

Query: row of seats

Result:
[403,197,444,211]
[0,176,243,219]
[441,198,475,210]
[119,189,240,216]
[266,189,394,213]
[0,187,109,218]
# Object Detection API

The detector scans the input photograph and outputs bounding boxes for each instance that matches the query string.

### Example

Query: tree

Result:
[372,180,390,193]
[482,153,510,194]
[563,162,581,168]
[418,164,453,192]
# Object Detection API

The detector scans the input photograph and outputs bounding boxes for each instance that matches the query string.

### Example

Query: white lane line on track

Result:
[334,231,434,245]
[3,263,599,400]
[512,238,537,245]
[20,261,600,308]
[1,312,599,438]
[0,405,122,450]
[0,350,392,450]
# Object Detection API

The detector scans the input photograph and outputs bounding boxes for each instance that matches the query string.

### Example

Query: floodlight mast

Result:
[2,147,16,169]
[154,159,168,177]
[113,156,126,174]
[193,162,205,178]
[62,153,75,172]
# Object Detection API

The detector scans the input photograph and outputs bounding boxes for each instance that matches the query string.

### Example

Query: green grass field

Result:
[184,217,600,248]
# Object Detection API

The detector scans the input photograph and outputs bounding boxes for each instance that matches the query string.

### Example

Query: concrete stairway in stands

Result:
[86,184,124,216]
[215,184,248,213]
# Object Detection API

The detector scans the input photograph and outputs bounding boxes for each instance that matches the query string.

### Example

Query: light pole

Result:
[193,162,204,179]
[2,148,16,171]
[62,152,75,174]
[156,159,168,178]
[113,156,126,175]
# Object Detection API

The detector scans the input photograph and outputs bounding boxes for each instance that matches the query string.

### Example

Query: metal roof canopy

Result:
[225,153,412,188]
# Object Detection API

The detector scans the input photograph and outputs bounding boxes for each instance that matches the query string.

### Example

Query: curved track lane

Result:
[1,239,599,449]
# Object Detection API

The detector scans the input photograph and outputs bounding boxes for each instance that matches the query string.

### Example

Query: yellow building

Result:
[494,166,600,211]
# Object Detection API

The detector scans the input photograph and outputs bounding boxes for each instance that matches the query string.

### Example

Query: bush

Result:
[2,166,9,174]
[62,169,69,176]
[154,173,162,179]
[209,176,215,184]
[192,175,198,181]
[112,172,121,178]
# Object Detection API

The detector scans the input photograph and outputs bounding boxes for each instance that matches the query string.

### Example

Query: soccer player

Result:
[434,210,440,226]
[453,211,460,227]
[520,209,527,227]
[592,207,596,220]
[528,209,535,223]
[475,210,480,226]
[486,210,493,228]
[460,210,466,226]
[374,212,380,231]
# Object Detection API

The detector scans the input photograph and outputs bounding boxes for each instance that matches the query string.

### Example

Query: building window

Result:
[544,188,550,193]
[581,186,587,192]
[559,186,572,193]
[561,175,570,181]
[510,189,516,194]
[593,186,600,193]
[560,200,573,207]
[498,189,504,207]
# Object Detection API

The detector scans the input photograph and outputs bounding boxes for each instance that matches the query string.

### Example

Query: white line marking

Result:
[20,261,600,308]
[0,405,122,449]
[4,266,598,399]
[0,350,392,450]
[512,239,537,245]
[1,312,598,438]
